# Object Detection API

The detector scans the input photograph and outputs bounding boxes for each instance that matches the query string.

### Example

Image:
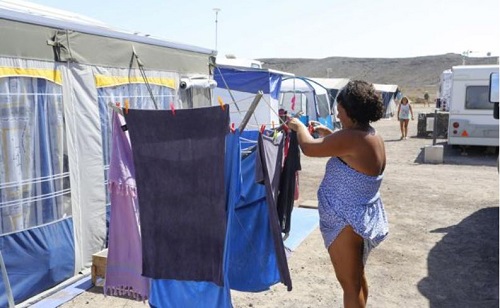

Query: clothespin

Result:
[271,120,275,129]
[230,123,235,133]
[170,102,176,115]
[308,123,314,135]
[109,101,124,116]
[260,124,266,133]
[282,124,289,133]
[124,99,129,114]
[291,95,296,111]
[217,96,225,111]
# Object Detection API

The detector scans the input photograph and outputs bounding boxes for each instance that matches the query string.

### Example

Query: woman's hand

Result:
[309,121,333,137]
[287,117,306,132]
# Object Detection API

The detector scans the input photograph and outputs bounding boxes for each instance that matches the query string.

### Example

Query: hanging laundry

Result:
[105,113,149,300]
[277,131,301,234]
[124,105,229,285]
[255,131,292,291]
[149,132,239,308]
[226,139,281,291]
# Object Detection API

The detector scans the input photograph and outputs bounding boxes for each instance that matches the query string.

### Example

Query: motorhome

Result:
[216,54,263,69]
[447,65,499,147]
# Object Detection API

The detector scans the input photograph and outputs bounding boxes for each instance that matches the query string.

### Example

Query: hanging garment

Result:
[277,131,301,234]
[255,132,292,291]
[124,105,229,285]
[226,142,281,292]
[105,113,149,300]
[148,132,239,308]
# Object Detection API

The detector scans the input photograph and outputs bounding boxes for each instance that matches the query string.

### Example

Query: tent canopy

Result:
[213,65,294,129]
[0,0,214,74]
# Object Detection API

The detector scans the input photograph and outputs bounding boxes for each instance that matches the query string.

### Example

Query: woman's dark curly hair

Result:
[337,80,384,125]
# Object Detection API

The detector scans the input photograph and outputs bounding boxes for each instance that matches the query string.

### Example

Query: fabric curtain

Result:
[94,68,178,239]
[0,76,69,235]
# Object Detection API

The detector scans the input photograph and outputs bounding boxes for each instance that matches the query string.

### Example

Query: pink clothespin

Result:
[260,124,266,133]
[170,102,176,115]
[291,95,296,111]
[230,123,235,133]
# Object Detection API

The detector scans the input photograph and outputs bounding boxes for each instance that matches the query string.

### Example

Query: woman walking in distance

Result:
[397,96,414,140]
[287,80,389,307]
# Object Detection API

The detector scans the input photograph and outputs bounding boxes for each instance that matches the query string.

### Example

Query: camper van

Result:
[447,65,499,147]
[216,54,263,69]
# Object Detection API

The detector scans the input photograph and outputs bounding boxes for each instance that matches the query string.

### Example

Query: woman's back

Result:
[335,128,386,177]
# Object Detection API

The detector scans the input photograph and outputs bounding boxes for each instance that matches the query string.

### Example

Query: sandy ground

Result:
[59,104,499,308]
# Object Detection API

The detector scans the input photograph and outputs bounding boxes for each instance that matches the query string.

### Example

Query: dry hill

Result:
[259,53,498,100]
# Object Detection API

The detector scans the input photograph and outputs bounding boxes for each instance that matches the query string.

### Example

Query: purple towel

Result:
[124,106,229,285]
[104,113,149,300]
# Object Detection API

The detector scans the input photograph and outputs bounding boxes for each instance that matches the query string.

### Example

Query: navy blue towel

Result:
[124,105,229,286]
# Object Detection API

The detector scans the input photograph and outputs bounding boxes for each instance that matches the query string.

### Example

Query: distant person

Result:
[287,80,389,307]
[423,91,430,107]
[397,96,414,140]
[278,108,289,125]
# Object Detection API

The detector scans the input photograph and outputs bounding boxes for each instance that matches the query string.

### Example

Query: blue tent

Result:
[213,66,294,130]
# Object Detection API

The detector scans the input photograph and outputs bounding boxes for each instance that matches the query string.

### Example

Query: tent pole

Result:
[239,91,263,132]
[0,251,15,308]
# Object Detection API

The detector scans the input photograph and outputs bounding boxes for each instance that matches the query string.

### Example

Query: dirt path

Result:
[60,105,499,308]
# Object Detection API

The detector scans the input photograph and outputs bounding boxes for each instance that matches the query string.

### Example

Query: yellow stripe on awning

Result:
[0,67,62,85]
[95,75,176,89]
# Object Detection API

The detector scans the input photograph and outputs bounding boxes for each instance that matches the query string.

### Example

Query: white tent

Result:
[0,1,215,306]
[279,77,335,129]
[373,83,399,118]
[309,78,350,128]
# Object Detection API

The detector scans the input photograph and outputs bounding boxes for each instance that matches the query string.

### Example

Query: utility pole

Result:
[462,50,471,65]
[213,8,221,51]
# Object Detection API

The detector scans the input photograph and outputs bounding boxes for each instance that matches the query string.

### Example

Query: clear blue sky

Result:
[26,0,500,59]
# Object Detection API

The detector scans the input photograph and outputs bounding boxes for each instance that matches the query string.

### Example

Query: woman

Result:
[397,96,414,140]
[287,80,389,307]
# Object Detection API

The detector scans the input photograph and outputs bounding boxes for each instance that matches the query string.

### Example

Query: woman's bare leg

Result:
[361,271,368,305]
[328,226,366,307]
[403,119,409,138]
[399,120,404,139]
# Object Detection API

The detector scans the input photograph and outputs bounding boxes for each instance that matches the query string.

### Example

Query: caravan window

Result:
[0,77,70,235]
[465,86,492,110]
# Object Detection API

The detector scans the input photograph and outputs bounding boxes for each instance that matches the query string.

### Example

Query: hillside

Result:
[259,53,498,100]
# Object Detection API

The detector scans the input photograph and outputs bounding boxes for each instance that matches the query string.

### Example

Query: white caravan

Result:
[447,65,499,147]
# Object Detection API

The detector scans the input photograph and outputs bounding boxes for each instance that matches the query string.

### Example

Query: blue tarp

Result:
[214,67,283,99]
[0,218,75,306]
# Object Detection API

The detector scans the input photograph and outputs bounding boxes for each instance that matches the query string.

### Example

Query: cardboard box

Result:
[91,249,108,285]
